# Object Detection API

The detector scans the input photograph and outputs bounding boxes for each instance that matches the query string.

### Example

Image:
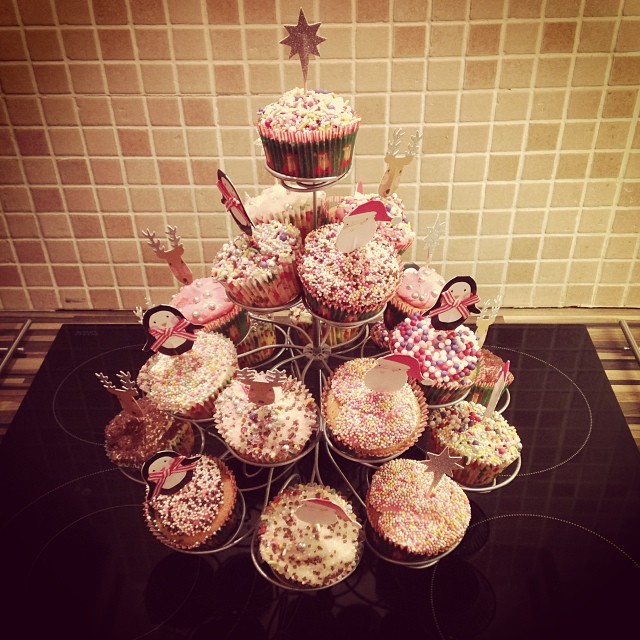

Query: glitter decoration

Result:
[280,8,325,92]
[423,447,464,494]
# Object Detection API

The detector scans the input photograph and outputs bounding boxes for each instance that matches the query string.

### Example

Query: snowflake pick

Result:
[424,447,464,494]
[280,8,325,91]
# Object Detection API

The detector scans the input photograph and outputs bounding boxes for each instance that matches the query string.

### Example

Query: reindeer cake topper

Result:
[217,169,255,236]
[142,450,201,499]
[335,199,396,253]
[141,225,193,286]
[475,293,503,348]
[363,353,429,393]
[378,128,423,198]
[142,305,202,356]
[235,368,288,406]
[96,370,144,417]
[427,276,481,331]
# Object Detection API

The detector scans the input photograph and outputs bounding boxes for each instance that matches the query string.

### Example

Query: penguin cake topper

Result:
[335,199,397,253]
[142,450,201,499]
[427,276,481,331]
[217,169,255,236]
[142,304,203,356]
[363,353,429,393]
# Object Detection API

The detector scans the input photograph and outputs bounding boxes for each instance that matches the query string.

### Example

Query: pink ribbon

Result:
[222,195,241,213]
[147,456,199,498]
[149,318,196,352]
[428,291,480,321]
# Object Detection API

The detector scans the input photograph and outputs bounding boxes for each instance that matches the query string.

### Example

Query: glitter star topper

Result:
[423,447,464,494]
[280,8,325,92]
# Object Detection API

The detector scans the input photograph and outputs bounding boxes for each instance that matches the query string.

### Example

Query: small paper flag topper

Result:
[426,276,481,331]
[363,353,425,394]
[475,293,503,348]
[335,199,395,253]
[142,305,202,356]
[141,225,193,286]
[235,368,288,406]
[142,451,201,500]
[280,8,325,93]
[295,498,360,527]
[482,359,510,420]
[95,371,144,418]
[378,128,423,198]
[423,447,464,495]
[217,170,255,236]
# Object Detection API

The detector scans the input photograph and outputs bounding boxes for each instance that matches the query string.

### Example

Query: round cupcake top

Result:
[258,483,362,587]
[170,277,237,325]
[475,348,515,387]
[391,314,479,387]
[144,454,235,549]
[136,331,237,416]
[211,220,301,287]
[297,223,401,311]
[324,358,423,456]
[244,184,322,220]
[213,371,317,463]
[257,88,360,134]
[105,397,192,469]
[395,266,445,311]
[366,458,471,556]
[427,400,522,467]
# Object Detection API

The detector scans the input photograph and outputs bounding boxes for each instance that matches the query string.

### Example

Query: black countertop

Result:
[1,323,639,639]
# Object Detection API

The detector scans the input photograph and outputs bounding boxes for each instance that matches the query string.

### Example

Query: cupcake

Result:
[297,223,401,323]
[236,320,278,366]
[288,302,359,347]
[467,348,515,407]
[391,315,480,405]
[104,397,195,471]
[211,220,302,309]
[170,277,249,344]
[257,88,360,179]
[322,191,415,254]
[144,453,238,551]
[368,320,390,350]
[366,458,471,560]
[257,483,363,588]
[136,331,238,420]
[383,263,445,330]
[322,358,427,459]
[426,400,522,487]
[213,369,317,464]
[244,183,325,240]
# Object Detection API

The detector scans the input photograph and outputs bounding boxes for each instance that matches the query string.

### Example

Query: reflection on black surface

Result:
[0,324,639,639]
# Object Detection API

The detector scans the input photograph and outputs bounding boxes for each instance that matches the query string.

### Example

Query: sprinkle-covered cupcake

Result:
[467,348,515,407]
[322,192,415,254]
[391,315,480,405]
[170,277,249,344]
[244,183,325,240]
[257,88,360,179]
[297,223,401,323]
[144,454,238,551]
[136,331,238,420]
[288,302,359,347]
[105,397,195,471]
[257,483,363,588]
[213,370,317,465]
[426,400,522,487]
[322,358,427,459]
[366,458,471,560]
[211,220,302,309]
[236,320,278,366]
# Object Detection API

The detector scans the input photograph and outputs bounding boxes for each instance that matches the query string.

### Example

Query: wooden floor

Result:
[1,309,639,448]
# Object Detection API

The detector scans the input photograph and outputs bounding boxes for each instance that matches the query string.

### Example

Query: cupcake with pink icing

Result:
[297,222,401,323]
[211,220,302,308]
[257,88,360,179]
[391,314,480,405]
[366,458,471,560]
[244,183,325,240]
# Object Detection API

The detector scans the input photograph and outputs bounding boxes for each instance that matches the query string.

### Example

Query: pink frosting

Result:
[395,267,445,311]
[170,277,236,325]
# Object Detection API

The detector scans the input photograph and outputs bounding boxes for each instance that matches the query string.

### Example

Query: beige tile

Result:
[130,0,166,24]
[320,62,353,93]
[429,24,465,57]
[556,153,589,179]
[157,159,190,185]
[64,187,97,212]
[537,261,569,283]
[424,93,457,123]
[427,60,462,90]
[511,236,541,260]
[449,211,480,236]
[596,121,631,148]
[467,24,501,56]
[177,64,211,94]
[393,25,426,58]
[546,0,581,17]
[495,90,530,121]
[616,19,640,51]
[444,238,479,261]
[517,182,550,207]
[214,63,245,95]
[172,27,207,60]
[245,27,280,60]
[561,122,596,149]
[167,0,203,24]
[419,185,449,210]
[420,154,452,182]
[541,22,577,53]
[391,61,425,91]
[574,235,606,258]
[551,181,583,206]
[49,128,85,155]
[591,152,624,178]
[141,63,176,94]
[124,158,158,184]
[612,209,639,233]
[578,208,612,232]
[507,261,536,284]
[457,124,490,152]
[567,89,603,118]
[390,94,423,122]
[34,64,71,94]
[357,0,389,21]
[488,154,519,180]
[542,235,573,259]
[483,183,515,208]
[584,180,618,205]
[23,158,57,184]
[625,152,640,178]
[97,187,129,212]
[522,153,554,179]
[606,235,638,259]
[153,129,186,156]
[572,56,609,86]
[530,90,565,120]
[500,58,533,88]
[356,25,390,59]
[603,88,638,117]
[135,28,171,59]
[464,59,497,89]
[477,238,508,261]
[619,181,640,206]
[186,128,218,157]
[594,285,626,306]
[130,187,162,212]
[535,57,571,87]
[25,29,62,61]
[526,123,561,150]
[459,92,493,122]
[356,61,390,92]
[503,22,539,54]
[578,20,616,52]
[453,155,486,182]
[491,123,524,151]
[568,260,599,284]
[355,95,388,124]
[609,56,640,85]
[147,97,181,126]
[431,0,468,21]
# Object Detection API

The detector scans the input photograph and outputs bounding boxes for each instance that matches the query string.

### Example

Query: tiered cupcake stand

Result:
[142,167,522,591]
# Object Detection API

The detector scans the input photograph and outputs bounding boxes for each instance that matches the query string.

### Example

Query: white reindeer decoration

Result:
[141,225,193,285]
[235,369,288,406]
[96,371,144,417]
[378,128,423,198]
[475,294,503,348]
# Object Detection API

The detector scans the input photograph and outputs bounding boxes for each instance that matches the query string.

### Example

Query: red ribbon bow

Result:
[149,318,196,352]
[147,455,199,498]
[428,290,480,321]
[222,195,241,214]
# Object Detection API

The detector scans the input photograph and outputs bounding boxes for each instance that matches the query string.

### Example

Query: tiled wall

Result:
[0,0,638,311]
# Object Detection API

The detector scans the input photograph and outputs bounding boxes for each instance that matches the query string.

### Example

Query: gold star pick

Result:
[280,8,325,92]
[424,447,464,494]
